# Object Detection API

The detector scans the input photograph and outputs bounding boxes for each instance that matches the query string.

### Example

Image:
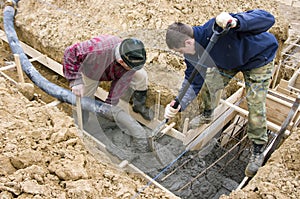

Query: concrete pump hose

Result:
[112,106,149,139]
[3,1,147,137]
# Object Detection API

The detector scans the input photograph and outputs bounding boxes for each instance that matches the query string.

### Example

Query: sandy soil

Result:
[0,0,300,198]
[0,75,181,198]
[9,0,290,128]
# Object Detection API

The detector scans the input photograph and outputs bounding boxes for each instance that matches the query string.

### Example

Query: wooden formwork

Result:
[2,27,299,148]
[0,30,180,198]
[185,81,300,151]
[271,35,300,129]
[275,67,300,98]
[273,36,300,96]
[2,28,300,197]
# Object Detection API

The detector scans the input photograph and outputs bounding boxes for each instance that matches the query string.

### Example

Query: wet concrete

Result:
[81,110,249,199]
[3,55,250,198]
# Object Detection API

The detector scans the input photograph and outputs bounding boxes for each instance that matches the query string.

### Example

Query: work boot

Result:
[245,142,265,177]
[132,90,154,121]
[189,109,213,129]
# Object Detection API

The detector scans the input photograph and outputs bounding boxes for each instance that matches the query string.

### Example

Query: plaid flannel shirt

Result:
[63,35,135,105]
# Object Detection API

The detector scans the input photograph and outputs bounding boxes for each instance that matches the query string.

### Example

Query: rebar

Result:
[178,135,247,192]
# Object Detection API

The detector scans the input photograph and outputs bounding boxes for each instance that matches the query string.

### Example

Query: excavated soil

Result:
[0,0,300,199]
[0,76,175,199]
[8,0,290,128]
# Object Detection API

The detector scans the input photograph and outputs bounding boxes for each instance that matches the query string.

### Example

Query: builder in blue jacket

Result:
[164,9,278,177]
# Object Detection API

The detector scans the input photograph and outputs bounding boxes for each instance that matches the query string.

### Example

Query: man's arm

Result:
[233,9,275,34]
[63,44,85,88]
[105,72,135,105]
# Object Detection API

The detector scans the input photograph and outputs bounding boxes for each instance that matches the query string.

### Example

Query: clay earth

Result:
[0,0,300,199]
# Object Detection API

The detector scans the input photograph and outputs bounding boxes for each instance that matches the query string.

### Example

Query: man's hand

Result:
[71,84,84,97]
[164,100,181,119]
[216,12,237,29]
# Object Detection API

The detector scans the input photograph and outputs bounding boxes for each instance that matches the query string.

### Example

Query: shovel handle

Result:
[212,21,232,36]
[155,22,232,136]
[172,98,180,109]
[174,21,231,110]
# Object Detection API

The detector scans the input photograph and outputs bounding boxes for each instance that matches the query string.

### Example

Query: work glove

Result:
[216,12,237,29]
[164,100,181,119]
[71,84,84,97]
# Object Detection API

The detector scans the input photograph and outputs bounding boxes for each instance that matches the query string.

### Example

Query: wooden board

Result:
[183,87,244,146]
[239,82,299,130]
[187,105,237,151]
[266,92,300,129]
[0,30,184,140]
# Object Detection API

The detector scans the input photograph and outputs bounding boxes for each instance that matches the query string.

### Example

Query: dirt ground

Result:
[7,0,290,128]
[0,0,300,198]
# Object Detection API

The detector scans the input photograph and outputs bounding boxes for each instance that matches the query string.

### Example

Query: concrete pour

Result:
[81,110,248,199]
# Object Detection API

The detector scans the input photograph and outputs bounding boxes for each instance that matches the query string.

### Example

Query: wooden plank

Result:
[288,68,300,92]
[14,54,25,83]
[0,71,17,84]
[294,75,300,89]
[268,90,300,128]
[163,125,186,141]
[161,122,176,134]
[239,82,300,129]
[159,122,186,142]
[282,67,300,93]
[0,56,46,71]
[0,64,16,71]
[187,105,237,151]
[154,90,161,120]
[266,97,299,130]
[182,118,189,136]
[79,126,180,198]
[279,79,289,89]
[287,85,300,93]
[45,100,61,107]
[0,30,184,139]
[118,160,129,168]
[76,97,84,130]
[266,90,300,129]
[288,68,300,88]
[268,89,296,104]
[221,98,282,132]
[276,86,298,98]
[127,163,181,198]
[183,87,244,145]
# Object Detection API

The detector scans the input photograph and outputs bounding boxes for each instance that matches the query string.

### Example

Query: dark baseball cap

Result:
[119,38,146,70]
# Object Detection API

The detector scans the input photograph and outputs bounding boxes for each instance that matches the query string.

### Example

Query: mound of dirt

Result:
[1,0,300,199]
[0,76,173,198]
[221,127,300,199]
[0,72,299,198]
[9,0,289,127]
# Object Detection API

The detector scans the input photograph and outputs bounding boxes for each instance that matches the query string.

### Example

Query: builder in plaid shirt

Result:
[63,35,153,122]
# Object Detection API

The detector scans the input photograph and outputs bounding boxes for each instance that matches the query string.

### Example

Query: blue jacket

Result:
[178,9,279,110]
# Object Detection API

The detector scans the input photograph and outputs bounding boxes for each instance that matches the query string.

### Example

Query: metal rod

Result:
[178,135,247,192]
[217,144,248,173]
[161,154,195,181]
